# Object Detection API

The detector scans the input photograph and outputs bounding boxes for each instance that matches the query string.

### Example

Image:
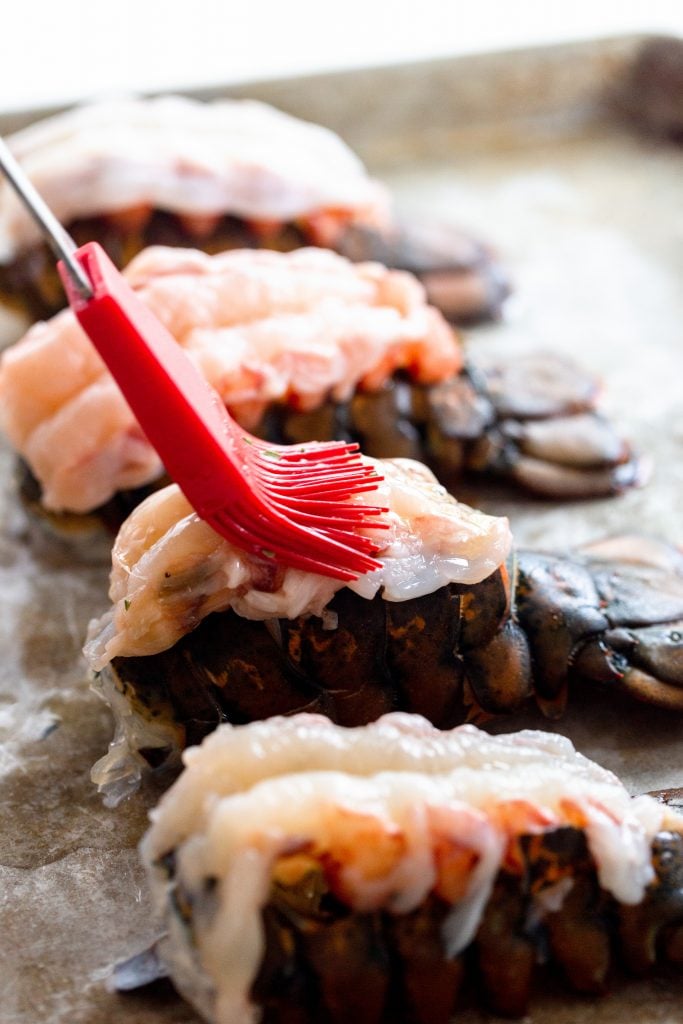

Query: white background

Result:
[2,0,683,114]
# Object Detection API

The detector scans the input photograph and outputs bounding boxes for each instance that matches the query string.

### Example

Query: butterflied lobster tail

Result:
[1,245,642,536]
[84,461,683,803]
[137,715,683,1024]
[0,96,505,329]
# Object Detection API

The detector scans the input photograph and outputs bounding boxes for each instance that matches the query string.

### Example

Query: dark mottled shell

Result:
[109,568,538,768]
[241,827,683,1022]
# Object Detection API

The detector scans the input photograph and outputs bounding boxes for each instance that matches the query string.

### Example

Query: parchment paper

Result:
[1,39,682,1024]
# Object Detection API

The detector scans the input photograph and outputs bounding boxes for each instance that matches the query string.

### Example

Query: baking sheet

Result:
[1,36,682,1024]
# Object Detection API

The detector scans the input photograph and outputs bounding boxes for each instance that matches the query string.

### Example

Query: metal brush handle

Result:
[0,135,93,300]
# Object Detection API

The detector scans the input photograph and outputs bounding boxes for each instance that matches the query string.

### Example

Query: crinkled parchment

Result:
[2,47,683,1024]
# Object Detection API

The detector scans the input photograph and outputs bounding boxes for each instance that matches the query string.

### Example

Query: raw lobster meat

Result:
[83,462,683,803]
